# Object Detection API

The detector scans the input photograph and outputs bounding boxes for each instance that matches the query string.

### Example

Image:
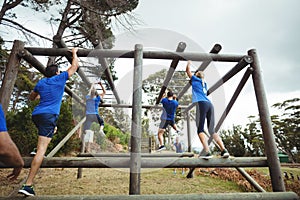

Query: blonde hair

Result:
[195,71,205,87]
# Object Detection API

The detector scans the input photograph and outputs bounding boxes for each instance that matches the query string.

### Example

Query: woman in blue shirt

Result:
[186,60,229,159]
[83,82,106,136]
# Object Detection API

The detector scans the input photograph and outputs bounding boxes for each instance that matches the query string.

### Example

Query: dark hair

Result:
[45,64,59,77]
[167,91,173,97]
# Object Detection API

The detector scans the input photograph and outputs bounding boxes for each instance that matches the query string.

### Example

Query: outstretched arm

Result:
[185,60,193,78]
[67,47,79,77]
[88,83,95,96]
[98,82,106,98]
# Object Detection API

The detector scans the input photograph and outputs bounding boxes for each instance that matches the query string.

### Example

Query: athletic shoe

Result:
[100,130,105,137]
[18,185,35,196]
[176,130,184,136]
[221,149,230,158]
[157,145,166,152]
[30,148,37,156]
[199,151,213,160]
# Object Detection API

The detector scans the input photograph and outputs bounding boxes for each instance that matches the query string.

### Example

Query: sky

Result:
[1,0,300,147]
[112,1,300,117]
[111,0,300,147]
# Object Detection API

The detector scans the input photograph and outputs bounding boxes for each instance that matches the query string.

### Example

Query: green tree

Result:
[6,102,37,155]
[271,98,300,163]
[220,125,246,157]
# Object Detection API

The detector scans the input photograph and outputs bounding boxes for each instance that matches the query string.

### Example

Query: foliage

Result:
[219,126,246,157]
[6,102,38,155]
[271,98,300,163]
[221,98,299,161]
[104,124,130,145]
[6,98,80,156]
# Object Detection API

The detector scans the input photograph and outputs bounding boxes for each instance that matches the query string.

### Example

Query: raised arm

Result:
[88,83,95,96]
[67,47,79,77]
[185,60,193,78]
[98,82,106,98]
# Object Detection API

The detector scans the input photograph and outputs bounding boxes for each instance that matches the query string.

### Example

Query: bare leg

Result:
[172,124,178,132]
[212,133,225,151]
[158,128,165,146]
[25,136,51,185]
[198,132,209,152]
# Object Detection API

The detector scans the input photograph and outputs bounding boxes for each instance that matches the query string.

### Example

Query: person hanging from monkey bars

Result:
[83,81,106,137]
[18,48,79,197]
[185,60,229,159]
[157,90,181,152]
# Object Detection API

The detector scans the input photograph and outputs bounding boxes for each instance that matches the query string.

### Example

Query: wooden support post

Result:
[47,117,86,158]
[129,44,143,195]
[155,42,186,104]
[95,42,121,104]
[186,111,192,152]
[0,40,24,113]
[248,49,286,192]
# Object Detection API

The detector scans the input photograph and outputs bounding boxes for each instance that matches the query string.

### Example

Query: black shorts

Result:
[159,119,175,129]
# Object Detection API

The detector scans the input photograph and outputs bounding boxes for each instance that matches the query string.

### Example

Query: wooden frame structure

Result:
[0,40,298,199]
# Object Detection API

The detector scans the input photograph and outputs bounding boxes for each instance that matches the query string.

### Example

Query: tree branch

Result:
[2,18,52,41]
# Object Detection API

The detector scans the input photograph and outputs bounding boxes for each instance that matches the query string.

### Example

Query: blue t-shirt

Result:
[161,98,178,120]
[32,71,69,115]
[85,95,101,115]
[0,104,7,132]
[191,75,210,103]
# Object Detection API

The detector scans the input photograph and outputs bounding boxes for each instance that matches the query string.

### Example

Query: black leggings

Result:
[196,101,215,135]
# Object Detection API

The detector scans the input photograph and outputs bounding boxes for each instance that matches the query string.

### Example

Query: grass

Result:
[1,165,299,197]
[0,168,243,196]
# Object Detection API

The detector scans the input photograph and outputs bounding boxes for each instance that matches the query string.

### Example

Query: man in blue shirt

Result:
[18,48,79,196]
[157,91,180,151]
[0,104,24,180]
[83,82,106,136]
[186,60,229,159]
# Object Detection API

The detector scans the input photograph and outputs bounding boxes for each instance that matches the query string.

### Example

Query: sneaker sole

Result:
[199,155,213,160]
[157,147,166,152]
[18,190,35,196]
[222,153,230,158]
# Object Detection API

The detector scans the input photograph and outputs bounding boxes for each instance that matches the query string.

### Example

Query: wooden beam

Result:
[0,192,298,200]
[77,153,194,157]
[25,47,246,62]
[0,157,268,168]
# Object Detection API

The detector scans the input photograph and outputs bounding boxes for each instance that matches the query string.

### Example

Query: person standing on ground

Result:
[157,91,180,151]
[173,136,185,175]
[0,104,24,181]
[185,60,229,159]
[83,81,106,136]
[18,47,79,196]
